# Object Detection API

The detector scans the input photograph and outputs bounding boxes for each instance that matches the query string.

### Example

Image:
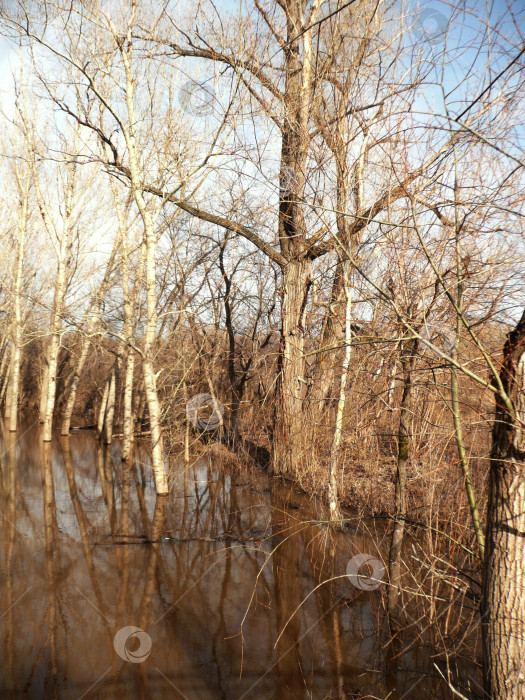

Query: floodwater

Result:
[0,420,480,699]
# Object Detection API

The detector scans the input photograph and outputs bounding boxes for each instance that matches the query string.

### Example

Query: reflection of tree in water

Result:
[0,428,478,698]
[3,430,17,694]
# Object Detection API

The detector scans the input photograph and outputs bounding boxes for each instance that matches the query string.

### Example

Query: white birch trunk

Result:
[117,25,168,493]
[34,150,77,441]
[39,359,49,424]
[61,337,91,436]
[97,379,110,436]
[8,178,27,432]
[328,262,351,524]
[121,350,135,460]
[104,367,116,445]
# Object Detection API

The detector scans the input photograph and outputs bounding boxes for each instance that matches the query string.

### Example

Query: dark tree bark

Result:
[388,338,418,630]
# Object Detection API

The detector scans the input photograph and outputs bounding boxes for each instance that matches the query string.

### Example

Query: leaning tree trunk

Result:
[483,309,525,699]
[272,259,311,476]
[103,366,117,446]
[0,340,10,409]
[61,235,119,436]
[61,335,91,435]
[97,378,110,437]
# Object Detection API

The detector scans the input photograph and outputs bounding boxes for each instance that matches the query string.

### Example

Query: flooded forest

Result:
[0,1,524,698]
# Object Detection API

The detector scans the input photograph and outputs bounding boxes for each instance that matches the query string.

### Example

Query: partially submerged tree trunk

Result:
[34,149,77,441]
[388,338,418,629]
[121,349,135,460]
[42,242,71,442]
[117,198,143,461]
[483,309,525,700]
[327,260,352,524]
[272,259,311,475]
[61,335,94,436]
[119,26,168,494]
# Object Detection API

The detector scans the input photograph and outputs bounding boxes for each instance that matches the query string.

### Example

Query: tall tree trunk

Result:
[115,188,140,462]
[61,336,91,435]
[270,0,317,477]
[40,160,76,442]
[316,262,346,410]
[328,261,351,524]
[104,366,116,445]
[120,36,168,494]
[29,119,78,440]
[272,259,311,475]
[8,178,27,432]
[388,338,417,629]
[97,378,110,436]
[4,352,13,421]
[140,222,167,491]
[39,357,49,424]
[134,378,146,429]
[218,241,241,438]
[43,330,61,442]
[483,310,525,699]
[121,349,135,460]
[314,103,371,412]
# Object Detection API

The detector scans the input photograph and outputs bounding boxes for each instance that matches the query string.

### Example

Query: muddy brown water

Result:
[0,420,480,699]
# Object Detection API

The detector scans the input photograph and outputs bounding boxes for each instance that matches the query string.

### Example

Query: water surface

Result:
[0,422,478,698]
